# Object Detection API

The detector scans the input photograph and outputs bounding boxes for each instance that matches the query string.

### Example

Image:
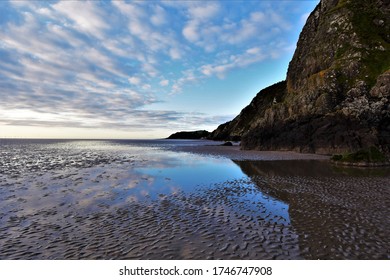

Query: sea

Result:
[0,139,389,259]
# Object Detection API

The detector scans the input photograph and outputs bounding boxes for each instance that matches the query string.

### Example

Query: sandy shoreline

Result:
[171,143,330,161]
[2,164,389,260]
[1,139,389,260]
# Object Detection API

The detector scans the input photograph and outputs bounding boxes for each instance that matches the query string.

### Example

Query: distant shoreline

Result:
[0,137,330,161]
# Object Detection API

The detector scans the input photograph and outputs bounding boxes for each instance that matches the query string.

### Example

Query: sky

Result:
[0,0,319,139]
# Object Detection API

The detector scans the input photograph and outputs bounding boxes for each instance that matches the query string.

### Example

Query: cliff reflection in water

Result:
[233,160,390,259]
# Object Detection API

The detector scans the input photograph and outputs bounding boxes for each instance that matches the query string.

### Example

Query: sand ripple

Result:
[1,140,389,260]
[1,169,389,259]
[0,179,302,259]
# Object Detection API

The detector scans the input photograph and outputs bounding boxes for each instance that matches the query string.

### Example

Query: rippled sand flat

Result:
[0,139,389,259]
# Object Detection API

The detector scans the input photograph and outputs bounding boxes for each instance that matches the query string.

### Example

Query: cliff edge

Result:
[210,0,390,155]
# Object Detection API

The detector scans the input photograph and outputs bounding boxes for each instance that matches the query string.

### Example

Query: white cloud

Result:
[84,47,127,79]
[246,47,261,55]
[159,80,170,86]
[250,12,266,23]
[183,20,200,42]
[142,84,152,90]
[269,11,291,30]
[187,2,220,20]
[112,1,145,18]
[170,84,182,95]
[200,65,213,77]
[0,0,313,137]
[114,0,183,63]
[9,0,36,8]
[142,63,158,77]
[77,73,115,90]
[151,5,167,26]
[181,5,293,51]
[220,11,268,45]
[169,48,182,60]
[128,19,145,37]
[200,47,266,79]
[169,69,198,95]
[129,77,141,85]
[182,2,220,44]
[0,1,162,129]
[53,1,108,38]
[46,23,85,49]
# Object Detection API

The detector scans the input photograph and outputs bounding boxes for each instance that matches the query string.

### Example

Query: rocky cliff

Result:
[211,0,390,155]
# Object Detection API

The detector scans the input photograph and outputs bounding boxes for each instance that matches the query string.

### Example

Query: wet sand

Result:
[0,172,302,259]
[237,161,390,259]
[0,140,389,259]
[171,143,330,161]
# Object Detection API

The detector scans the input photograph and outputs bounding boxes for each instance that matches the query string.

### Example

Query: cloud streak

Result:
[0,0,318,137]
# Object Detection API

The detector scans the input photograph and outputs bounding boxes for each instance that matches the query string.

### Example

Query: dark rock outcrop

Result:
[210,81,287,141]
[167,130,210,139]
[210,0,390,155]
[221,141,233,146]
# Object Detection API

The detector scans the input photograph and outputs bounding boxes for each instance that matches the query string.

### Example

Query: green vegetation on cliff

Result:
[210,0,390,156]
[329,0,390,87]
[331,146,388,165]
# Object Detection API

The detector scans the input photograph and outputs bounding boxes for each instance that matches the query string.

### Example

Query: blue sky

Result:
[0,0,319,139]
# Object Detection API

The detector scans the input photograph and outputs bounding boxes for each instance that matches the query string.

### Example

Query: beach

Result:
[172,143,330,161]
[0,139,389,259]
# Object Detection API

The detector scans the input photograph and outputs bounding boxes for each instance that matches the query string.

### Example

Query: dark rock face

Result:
[167,130,210,139]
[242,114,386,154]
[221,141,233,146]
[210,0,390,155]
[209,81,287,141]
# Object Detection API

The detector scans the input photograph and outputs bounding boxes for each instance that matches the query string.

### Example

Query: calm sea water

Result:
[0,139,389,259]
[0,139,289,221]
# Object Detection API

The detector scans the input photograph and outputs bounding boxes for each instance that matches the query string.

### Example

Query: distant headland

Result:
[166,130,210,140]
